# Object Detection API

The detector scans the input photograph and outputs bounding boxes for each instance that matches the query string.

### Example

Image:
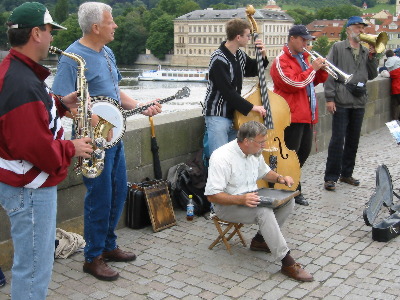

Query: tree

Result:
[211,3,234,9]
[54,0,69,24]
[0,11,10,50]
[146,14,174,59]
[156,0,199,17]
[51,14,81,50]
[110,12,148,65]
[315,5,361,20]
[312,36,333,57]
[286,8,315,25]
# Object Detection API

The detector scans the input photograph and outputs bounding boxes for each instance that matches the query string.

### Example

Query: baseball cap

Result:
[346,16,368,27]
[7,2,66,30]
[288,25,314,40]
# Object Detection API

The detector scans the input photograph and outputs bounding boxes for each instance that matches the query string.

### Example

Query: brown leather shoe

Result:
[250,238,271,253]
[102,247,137,262]
[324,181,336,191]
[281,263,313,282]
[83,256,119,281]
[339,176,360,186]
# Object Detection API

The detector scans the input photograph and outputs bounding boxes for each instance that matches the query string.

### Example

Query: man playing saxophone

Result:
[52,2,161,281]
[0,2,93,299]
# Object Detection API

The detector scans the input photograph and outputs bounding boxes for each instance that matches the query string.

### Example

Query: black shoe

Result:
[294,194,309,206]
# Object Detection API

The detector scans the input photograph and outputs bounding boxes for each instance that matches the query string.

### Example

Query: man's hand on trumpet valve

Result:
[311,57,327,71]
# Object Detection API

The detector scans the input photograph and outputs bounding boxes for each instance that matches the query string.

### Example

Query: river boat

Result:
[138,65,209,82]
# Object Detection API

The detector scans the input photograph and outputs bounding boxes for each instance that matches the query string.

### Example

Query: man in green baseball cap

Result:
[0,2,93,300]
[7,1,66,30]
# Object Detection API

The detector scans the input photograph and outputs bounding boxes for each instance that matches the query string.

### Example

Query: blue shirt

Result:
[52,40,122,103]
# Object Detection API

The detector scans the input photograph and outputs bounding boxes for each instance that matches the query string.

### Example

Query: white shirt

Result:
[385,56,400,72]
[205,139,271,196]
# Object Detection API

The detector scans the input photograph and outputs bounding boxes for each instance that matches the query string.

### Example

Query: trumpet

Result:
[303,48,353,84]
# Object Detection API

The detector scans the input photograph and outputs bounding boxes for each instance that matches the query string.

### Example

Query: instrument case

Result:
[126,182,152,229]
[363,165,400,242]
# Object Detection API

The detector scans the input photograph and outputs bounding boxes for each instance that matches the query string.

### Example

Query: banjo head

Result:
[91,97,126,148]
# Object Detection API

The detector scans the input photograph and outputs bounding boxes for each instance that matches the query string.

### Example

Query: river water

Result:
[44,62,266,132]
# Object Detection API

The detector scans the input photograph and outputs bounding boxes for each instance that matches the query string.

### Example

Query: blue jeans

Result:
[0,183,57,300]
[324,107,365,182]
[204,116,237,158]
[83,141,128,261]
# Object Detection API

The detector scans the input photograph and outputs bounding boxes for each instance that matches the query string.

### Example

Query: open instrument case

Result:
[363,165,400,242]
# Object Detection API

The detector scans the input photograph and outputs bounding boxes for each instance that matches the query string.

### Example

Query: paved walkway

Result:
[2,126,400,300]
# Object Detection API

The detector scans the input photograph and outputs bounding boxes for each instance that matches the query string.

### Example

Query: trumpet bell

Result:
[359,32,388,54]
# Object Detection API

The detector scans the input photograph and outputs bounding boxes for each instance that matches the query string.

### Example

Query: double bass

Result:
[234,5,301,191]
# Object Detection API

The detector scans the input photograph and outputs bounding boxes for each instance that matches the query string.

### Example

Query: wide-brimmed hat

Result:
[8,2,66,30]
[289,25,314,40]
[346,16,368,28]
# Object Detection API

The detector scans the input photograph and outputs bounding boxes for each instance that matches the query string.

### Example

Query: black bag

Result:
[125,181,152,229]
[345,83,367,97]
[363,165,400,242]
[371,213,400,242]
[175,168,210,216]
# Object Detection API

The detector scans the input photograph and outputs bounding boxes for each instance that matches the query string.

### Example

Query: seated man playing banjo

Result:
[205,120,313,282]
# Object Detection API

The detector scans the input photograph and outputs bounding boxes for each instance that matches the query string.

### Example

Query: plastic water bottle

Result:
[0,267,6,287]
[186,195,194,221]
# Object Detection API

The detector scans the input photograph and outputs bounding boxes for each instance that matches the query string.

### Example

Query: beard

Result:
[349,30,360,43]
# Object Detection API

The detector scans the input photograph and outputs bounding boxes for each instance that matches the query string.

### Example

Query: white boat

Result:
[138,65,209,82]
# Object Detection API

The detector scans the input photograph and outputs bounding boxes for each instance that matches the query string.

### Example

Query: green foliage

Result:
[51,14,81,50]
[110,11,148,64]
[146,14,174,59]
[286,8,315,25]
[157,0,199,17]
[0,11,10,50]
[312,36,334,57]
[210,3,234,9]
[54,0,69,24]
[340,26,347,41]
[315,5,362,20]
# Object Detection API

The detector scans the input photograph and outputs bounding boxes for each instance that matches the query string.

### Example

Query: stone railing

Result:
[0,76,391,270]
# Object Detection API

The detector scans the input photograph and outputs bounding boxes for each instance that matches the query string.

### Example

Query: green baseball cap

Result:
[8,2,66,30]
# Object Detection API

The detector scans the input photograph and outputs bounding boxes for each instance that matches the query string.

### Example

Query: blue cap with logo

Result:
[346,16,368,28]
[288,25,314,40]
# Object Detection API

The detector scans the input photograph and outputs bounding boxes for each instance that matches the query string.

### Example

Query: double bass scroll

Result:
[233,5,301,191]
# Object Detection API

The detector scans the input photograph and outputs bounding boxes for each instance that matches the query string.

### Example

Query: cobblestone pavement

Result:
[2,126,400,300]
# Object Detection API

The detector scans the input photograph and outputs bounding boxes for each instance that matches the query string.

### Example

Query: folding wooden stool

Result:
[208,215,246,254]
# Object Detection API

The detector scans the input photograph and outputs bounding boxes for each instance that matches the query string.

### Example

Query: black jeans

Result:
[284,123,313,192]
[324,106,365,182]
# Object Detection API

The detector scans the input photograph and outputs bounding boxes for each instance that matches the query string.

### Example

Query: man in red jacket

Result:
[270,25,328,206]
[385,49,400,120]
[0,3,92,299]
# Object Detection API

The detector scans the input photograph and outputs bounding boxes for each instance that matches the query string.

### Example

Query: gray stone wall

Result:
[0,76,392,269]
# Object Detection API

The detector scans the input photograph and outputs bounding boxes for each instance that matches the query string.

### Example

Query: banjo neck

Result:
[124,88,189,117]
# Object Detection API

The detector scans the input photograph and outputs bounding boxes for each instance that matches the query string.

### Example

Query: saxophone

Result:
[49,46,115,178]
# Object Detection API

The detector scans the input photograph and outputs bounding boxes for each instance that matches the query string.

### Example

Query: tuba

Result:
[49,46,114,178]
[359,32,388,54]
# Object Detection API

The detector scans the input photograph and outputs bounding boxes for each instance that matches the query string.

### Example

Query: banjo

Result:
[91,86,190,148]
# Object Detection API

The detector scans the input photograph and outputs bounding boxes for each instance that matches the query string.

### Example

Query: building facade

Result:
[171,7,294,67]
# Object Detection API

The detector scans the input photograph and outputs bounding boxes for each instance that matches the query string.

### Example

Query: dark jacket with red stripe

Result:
[0,49,75,188]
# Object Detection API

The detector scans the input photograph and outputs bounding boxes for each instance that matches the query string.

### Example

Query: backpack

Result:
[167,149,210,216]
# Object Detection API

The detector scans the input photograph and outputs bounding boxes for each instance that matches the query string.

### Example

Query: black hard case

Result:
[363,165,400,242]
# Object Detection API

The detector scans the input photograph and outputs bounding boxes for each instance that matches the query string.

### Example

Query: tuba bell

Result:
[359,32,389,54]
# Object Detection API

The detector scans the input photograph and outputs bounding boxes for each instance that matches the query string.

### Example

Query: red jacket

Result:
[390,68,400,95]
[270,45,328,124]
[0,49,74,188]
